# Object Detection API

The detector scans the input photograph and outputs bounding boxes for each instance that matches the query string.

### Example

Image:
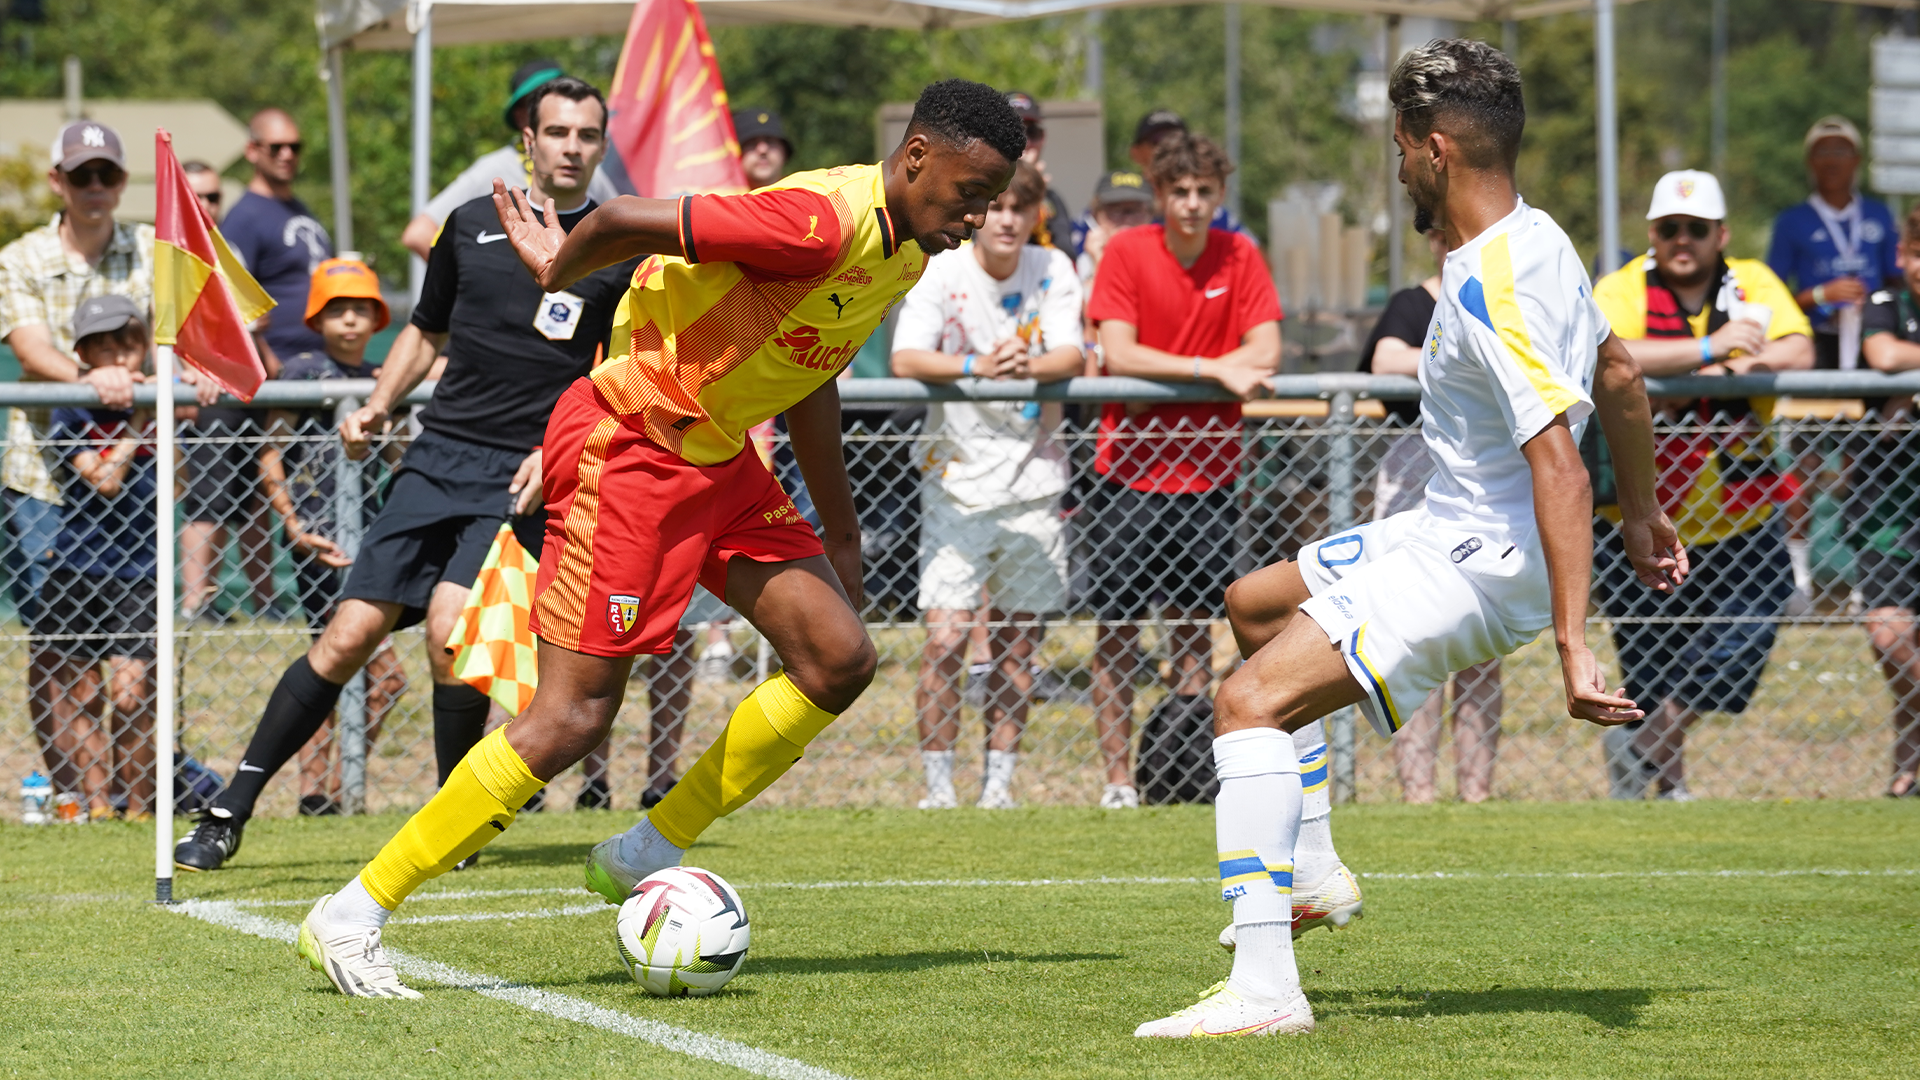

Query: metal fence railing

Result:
[5,371,1919,820]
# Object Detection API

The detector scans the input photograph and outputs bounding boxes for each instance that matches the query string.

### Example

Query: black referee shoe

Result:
[174,810,244,871]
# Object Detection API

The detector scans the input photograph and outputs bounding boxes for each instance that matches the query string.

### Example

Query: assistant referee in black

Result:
[176,77,641,870]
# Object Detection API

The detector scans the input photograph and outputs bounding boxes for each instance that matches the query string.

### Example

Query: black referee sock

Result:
[433,682,494,786]
[213,656,345,822]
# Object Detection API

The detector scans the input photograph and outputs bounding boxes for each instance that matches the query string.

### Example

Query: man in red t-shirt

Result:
[1084,131,1282,807]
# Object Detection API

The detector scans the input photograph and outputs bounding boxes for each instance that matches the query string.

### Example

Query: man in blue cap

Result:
[401,60,625,259]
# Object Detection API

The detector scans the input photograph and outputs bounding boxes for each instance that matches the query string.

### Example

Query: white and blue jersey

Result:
[1295,199,1607,737]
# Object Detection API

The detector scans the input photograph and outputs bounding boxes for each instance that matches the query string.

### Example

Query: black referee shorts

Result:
[338,430,545,629]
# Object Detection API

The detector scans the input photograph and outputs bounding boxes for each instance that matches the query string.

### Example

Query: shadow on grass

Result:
[1314,986,1663,1028]
[522,950,1120,991]
[472,841,736,870]
[749,950,1124,976]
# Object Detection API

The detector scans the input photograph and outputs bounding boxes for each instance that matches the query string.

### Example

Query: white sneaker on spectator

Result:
[1099,783,1139,810]
[977,787,1018,810]
[1656,784,1696,802]
[918,786,958,810]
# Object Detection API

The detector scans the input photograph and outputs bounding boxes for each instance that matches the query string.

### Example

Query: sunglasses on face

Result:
[197,191,223,208]
[61,163,125,189]
[1655,219,1715,241]
[256,141,303,157]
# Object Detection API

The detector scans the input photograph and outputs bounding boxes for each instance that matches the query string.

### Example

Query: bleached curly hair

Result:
[1388,38,1525,170]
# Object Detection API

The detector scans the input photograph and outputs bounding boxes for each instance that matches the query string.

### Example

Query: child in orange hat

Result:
[258,256,410,815]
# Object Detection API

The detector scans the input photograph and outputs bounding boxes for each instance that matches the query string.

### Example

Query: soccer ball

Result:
[614,866,751,996]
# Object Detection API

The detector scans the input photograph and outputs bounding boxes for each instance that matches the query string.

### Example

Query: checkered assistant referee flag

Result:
[445,523,540,715]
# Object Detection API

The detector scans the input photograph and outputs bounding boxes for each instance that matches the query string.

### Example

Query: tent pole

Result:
[1225,3,1241,215]
[326,46,354,253]
[1710,0,1727,179]
[410,1,433,303]
[1385,14,1403,293]
[1595,0,1620,275]
[1083,10,1103,99]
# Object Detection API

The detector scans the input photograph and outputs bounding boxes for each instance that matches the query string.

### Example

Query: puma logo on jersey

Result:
[802,215,823,243]
[827,292,851,318]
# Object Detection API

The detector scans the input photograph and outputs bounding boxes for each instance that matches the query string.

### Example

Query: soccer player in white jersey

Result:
[1135,38,1689,1038]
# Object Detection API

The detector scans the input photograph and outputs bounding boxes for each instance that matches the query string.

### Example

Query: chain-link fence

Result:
[4,372,1918,821]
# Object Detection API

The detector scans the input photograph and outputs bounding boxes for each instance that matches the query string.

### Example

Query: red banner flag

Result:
[151,129,270,401]
[605,0,749,199]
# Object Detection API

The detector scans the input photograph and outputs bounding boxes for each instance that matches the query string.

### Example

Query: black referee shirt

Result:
[410,193,640,452]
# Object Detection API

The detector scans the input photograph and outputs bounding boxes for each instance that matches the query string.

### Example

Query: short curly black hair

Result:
[905,79,1027,165]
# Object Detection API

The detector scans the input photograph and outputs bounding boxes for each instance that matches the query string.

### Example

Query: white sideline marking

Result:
[1355,868,1920,881]
[225,867,1920,913]
[395,903,608,925]
[170,900,853,1080]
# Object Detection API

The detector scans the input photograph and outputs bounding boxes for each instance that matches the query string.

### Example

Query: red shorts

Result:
[529,379,823,657]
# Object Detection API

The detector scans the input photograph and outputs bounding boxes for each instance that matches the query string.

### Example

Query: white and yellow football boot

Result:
[1133,981,1315,1038]
[296,894,421,999]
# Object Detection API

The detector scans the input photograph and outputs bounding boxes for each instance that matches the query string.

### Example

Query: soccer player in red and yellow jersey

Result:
[294,80,1028,998]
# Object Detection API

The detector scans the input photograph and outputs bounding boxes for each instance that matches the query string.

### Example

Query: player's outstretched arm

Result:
[1523,415,1644,726]
[785,380,864,609]
[492,180,683,293]
[1592,331,1689,592]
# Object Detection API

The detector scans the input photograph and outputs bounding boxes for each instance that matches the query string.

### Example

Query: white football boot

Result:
[1219,864,1365,950]
[296,894,420,999]
[1133,980,1315,1038]
[585,820,684,905]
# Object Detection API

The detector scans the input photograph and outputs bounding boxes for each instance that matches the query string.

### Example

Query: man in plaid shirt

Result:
[0,121,159,770]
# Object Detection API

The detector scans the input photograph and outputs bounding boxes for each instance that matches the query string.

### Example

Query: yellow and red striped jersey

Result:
[590,164,926,465]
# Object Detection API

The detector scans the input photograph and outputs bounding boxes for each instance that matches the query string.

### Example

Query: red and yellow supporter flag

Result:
[446,523,540,715]
[606,0,749,198]
[151,130,270,400]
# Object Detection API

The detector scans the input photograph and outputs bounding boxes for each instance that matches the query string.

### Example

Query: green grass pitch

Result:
[4,800,1915,1078]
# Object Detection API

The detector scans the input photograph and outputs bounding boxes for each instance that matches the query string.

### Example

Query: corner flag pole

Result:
[154,343,177,904]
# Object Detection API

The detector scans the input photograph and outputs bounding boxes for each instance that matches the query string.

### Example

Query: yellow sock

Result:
[648,672,837,850]
[358,726,543,909]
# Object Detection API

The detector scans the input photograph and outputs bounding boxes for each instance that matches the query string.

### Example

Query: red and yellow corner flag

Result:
[446,523,541,715]
[606,0,749,198]
[152,129,270,401]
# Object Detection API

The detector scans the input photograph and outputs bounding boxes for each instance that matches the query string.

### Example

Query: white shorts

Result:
[918,495,1069,613]
[1296,507,1551,738]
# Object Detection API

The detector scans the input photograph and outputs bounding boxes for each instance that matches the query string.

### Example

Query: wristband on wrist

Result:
[962,353,975,376]
[1192,358,1203,381]
[1812,284,1827,306]
[1699,335,1714,365]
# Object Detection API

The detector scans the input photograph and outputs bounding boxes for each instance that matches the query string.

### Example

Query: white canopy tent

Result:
[314,0,1660,297]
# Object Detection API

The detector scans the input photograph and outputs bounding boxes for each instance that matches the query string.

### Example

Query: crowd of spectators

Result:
[3,83,1918,817]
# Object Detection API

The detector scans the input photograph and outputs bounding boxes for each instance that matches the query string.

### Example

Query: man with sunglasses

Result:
[0,120,153,812]
[223,108,333,373]
[1589,169,1810,800]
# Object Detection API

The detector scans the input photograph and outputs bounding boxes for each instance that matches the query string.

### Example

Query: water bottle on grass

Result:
[21,771,52,825]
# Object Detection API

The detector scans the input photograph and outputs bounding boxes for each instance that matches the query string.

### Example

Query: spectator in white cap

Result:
[1587,169,1810,800]
[1768,116,1902,370]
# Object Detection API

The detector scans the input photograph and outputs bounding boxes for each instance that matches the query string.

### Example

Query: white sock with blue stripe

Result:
[1213,727,1301,1002]
[1291,720,1340,888]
